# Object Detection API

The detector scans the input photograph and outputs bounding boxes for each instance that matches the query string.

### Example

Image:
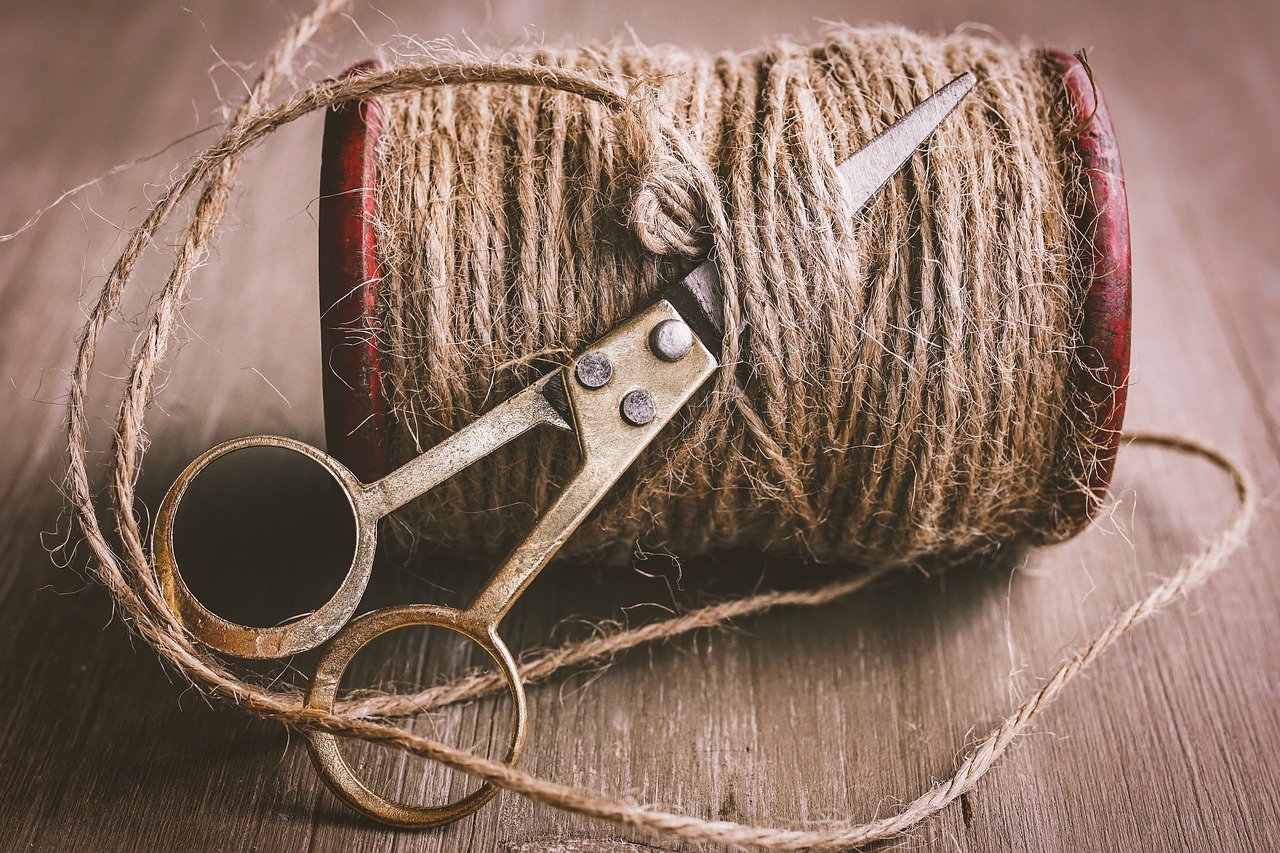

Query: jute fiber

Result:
[373,28,1088,565]
[62,1,1255,848]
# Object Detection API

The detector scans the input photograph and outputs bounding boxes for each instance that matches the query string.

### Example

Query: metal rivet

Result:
[649,319,694,362]
[619,390,656,426]
[575,353,613,389]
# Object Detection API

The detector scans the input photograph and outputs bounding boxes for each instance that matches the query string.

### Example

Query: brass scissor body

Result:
[152,71,975,828]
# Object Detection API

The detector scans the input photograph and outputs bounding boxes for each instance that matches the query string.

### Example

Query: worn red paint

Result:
[1045,50,1132,535]
[317,55,1132,534]
[318,61,389,483]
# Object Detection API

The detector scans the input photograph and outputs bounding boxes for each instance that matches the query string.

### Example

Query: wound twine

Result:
[373,28,1088,564]
[62,1,1255,849]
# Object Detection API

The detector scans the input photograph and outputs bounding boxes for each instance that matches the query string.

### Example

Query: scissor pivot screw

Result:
[649,319,693,362]
[575,353,613,389]
[620,390,657,426]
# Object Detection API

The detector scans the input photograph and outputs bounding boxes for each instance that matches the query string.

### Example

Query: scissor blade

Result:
[661,71,975,359]
[838,71,976,214]
[661,257,726,359]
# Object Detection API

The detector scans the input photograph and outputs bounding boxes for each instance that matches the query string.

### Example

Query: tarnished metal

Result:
[304,299,716,826]
[153,300,718,826]
[152,73,976,830]
[660,256,724,361]
[304,603,526,828]
[649,318,694,362]
[153,371,572,661]
[619,389,657,426]
[574,352,613,388]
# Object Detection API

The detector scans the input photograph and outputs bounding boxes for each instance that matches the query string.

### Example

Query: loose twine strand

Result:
[62,2,1255,849]
[323,430,1252,853]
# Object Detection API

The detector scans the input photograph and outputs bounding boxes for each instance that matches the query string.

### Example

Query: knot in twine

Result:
[618,91,715,256]
[61,1,1255,849]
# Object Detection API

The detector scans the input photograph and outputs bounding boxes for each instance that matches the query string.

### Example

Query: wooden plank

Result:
[0,1,1276,851]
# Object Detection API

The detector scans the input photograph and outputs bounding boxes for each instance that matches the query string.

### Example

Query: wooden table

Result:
[2,1,1276,850]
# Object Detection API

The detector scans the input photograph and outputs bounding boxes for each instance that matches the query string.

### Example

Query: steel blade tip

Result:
[939,71,977,106]
[837,69,978,214]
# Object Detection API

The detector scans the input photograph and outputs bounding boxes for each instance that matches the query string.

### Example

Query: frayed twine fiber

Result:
[374,28,1088,565]
[63,1,1254,849]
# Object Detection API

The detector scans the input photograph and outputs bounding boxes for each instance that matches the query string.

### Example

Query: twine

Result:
[62,1,1255,848]
[372,28,1085,565]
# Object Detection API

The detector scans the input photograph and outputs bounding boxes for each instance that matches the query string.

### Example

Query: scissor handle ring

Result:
[304,604,527,828]
[152,434,378,659]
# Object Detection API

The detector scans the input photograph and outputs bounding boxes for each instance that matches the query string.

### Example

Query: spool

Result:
[317,47,1130,552]
[62,9,1257,842]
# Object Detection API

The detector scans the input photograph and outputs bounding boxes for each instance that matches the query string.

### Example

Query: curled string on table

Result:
[60,0,1254,847]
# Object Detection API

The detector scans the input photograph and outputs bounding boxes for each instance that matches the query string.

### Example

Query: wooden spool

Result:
[317,52,1131,538]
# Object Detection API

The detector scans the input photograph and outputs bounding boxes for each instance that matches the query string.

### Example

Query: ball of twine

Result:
[61,1,1253,849]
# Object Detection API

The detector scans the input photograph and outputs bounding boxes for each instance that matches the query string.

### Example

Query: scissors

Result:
[152,70,976,828]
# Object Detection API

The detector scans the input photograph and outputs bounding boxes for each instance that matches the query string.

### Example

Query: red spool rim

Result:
[318,61,390,483]
[317,53,1131,533]
[1043,50,1132,535]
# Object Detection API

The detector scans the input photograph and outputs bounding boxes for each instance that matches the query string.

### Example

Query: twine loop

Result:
[59,1,1256,848]
[620,96,716,256]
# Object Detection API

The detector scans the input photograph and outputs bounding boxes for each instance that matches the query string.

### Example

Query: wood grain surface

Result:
[1,1,1277,850]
